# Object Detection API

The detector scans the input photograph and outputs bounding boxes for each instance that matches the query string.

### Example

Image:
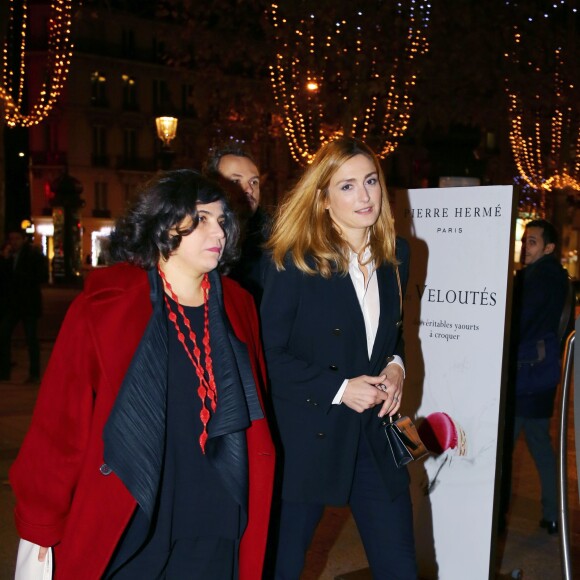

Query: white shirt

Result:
[332,248,404,404]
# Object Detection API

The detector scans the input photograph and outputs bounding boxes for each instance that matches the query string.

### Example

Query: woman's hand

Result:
[342,374,389,413]
[38,546,49,562]
[376,363,404,418]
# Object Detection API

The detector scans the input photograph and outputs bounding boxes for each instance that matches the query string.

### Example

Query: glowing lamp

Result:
[155,116,179,147]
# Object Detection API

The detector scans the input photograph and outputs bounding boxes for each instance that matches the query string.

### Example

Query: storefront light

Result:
[36,223,55,236]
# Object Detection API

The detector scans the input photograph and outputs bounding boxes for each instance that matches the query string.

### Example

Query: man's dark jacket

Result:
[512,254,568,417]
[229,207,270,304]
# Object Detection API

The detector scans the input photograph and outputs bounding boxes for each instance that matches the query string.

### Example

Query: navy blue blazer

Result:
[513,254,568,417]
[261,238,410,505]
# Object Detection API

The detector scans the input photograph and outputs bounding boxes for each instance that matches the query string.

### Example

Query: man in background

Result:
[205,144,270,304]
[505,219,569,535]
[0,227,49,383]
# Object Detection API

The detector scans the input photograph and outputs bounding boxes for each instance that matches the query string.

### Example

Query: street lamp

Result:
[155,116,179,170]
[155,116,178,147]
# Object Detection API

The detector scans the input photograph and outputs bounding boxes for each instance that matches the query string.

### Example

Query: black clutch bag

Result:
[382,414,428,468]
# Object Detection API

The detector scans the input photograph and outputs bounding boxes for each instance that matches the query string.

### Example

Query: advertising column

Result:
[393,186,516,580]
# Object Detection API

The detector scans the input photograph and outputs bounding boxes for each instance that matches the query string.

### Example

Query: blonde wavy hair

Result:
[268,137,397,277]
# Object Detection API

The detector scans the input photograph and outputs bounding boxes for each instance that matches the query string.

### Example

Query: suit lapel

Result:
[369,263,400,369]
[334,272,368,351]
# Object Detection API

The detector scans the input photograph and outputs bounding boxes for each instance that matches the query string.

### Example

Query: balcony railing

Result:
[91,155,110,167]
[30,151,67,167]
[92,209,112,218]
[74,38,164,64]
[115,156,156,171]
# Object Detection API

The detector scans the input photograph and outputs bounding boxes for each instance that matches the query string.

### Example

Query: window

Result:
[90,71,107,106]
[123,128,137,161]
[182,133,196,161]
[122,75,137,110]
[181,84,195,116]
[124,183,137,204]
[42,122,58,155]
[94,182,108,211]
[153,37,166,63]
[92,126,108,166]
[153,79,170,112]
[121,28,135,57]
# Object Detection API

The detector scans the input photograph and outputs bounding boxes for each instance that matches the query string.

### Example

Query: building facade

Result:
[26,1,289,275]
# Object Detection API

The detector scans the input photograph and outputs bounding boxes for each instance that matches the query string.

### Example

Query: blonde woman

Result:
[261,137,416,579]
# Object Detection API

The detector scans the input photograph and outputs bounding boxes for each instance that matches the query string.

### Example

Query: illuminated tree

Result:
[267,0,431,163]
[504,0,580,202]
[0,0,75,127]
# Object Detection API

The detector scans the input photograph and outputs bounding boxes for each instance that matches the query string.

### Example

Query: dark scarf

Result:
[103,267,263,524]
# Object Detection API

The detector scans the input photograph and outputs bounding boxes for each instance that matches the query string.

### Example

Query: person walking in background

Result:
[0,226,48,383]
[0,240,10,314]
[506,219,569,535]
[261,137,417,579]
[205,144,270,304]
[10,170,275,579]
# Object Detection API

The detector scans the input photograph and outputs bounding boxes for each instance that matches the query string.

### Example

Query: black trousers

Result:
[514,417,558,521]
[0,310,40,379]
[108,536,236,580]
[273,434,417,580]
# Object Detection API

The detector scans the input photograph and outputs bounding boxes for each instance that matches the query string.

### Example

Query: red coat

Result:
[10,264,275,579]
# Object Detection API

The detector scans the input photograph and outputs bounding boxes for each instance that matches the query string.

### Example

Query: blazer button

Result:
[328,364,338,371]
[316,432,326,439]
[332,328,342,336]
[99,463,113,476]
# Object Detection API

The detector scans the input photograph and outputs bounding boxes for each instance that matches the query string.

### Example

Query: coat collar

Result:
[102,267,262,530]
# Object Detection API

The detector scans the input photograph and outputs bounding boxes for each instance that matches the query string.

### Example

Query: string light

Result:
[514,175,545,217]
[269,2,430,163]
[0,0,75,127]
[505,1,580,198]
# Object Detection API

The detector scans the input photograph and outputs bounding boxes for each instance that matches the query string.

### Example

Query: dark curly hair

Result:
[108,169,240,272]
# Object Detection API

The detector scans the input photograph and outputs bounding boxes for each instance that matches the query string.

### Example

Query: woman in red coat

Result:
[10,170,275,579]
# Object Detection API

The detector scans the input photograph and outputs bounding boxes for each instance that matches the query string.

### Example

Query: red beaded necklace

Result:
[158,267,217,453]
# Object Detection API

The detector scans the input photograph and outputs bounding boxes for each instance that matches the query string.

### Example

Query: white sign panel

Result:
[393,186,515,580]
